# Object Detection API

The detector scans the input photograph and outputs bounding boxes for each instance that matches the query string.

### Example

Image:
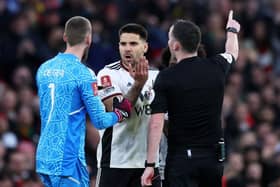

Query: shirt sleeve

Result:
[209,53,235,75]
[150,71,168,114]
[97,68,123,101]
[79,68,118,129]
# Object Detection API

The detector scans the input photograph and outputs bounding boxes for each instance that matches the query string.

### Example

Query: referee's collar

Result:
[180,56,199,63]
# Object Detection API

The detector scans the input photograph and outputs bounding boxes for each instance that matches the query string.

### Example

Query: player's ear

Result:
[85,33,92,46]
[143,42,148,53]
[63,33,67,43]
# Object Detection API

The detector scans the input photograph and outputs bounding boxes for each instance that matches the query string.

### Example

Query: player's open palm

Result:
[129,57,148,86]
[226,10,240,32]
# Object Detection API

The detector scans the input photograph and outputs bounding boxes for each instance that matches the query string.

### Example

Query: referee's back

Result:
[143,14,240,187]
[156,54,232,148]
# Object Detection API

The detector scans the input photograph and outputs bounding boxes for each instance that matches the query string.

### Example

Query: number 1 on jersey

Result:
[47,83,55,124]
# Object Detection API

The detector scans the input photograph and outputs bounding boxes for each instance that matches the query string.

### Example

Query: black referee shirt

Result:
[151,54,234,149]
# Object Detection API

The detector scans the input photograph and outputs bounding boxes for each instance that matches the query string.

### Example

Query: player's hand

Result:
[226,10,240,33]
[141,167,154,186]
[129,57,148,87]
[113,97,132,122]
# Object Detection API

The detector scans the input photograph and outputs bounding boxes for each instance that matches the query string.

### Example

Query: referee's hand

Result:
[141,167,154,186]
[226,10,240,33]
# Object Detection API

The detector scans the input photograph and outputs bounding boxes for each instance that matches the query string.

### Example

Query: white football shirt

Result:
[96,61,159,168]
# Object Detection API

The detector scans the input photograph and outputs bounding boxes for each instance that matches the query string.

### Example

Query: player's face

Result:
[119,33,147,66]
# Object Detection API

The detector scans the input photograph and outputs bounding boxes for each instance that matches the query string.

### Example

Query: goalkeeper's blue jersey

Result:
[36,53,118,176]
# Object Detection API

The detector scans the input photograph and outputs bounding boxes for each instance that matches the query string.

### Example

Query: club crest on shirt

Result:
[127,82,132,87]
[101,75,112,88]
[143,86,155,103]
[92,82,98,96]
[144,90,152,100]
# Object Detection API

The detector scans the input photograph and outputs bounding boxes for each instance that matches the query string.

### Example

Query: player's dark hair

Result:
[119,23,148,41]
[64,16,91,46]
[172,19,201,53]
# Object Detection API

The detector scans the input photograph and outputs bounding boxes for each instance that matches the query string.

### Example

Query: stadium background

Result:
[1,0,280,186]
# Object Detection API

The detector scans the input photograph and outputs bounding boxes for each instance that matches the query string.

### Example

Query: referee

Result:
[142,10,240,187]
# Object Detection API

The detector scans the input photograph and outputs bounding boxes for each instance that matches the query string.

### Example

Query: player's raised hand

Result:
[226,10,240,33]
[129,56,148,86]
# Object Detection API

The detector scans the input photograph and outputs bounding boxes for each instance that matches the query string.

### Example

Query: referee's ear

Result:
[173,41,180,52]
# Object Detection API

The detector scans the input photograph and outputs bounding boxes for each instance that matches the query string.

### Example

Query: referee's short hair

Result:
[172,20,201,53]
[64,16,92,46]
[119,23,148,41]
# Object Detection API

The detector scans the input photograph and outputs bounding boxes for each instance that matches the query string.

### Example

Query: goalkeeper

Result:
[35,16,132,187]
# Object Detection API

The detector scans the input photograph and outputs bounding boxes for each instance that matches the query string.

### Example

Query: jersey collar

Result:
[120,60,130,72]
[58,52,80,63]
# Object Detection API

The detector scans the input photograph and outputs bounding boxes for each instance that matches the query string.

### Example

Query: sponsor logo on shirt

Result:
[127,82,132,87]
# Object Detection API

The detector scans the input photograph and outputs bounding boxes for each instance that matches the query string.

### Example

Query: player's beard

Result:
[82,46,90,64]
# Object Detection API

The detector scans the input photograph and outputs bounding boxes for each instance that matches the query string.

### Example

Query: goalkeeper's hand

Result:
[113,97,132,122]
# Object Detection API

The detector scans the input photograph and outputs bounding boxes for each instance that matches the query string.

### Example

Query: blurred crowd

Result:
[1,0,280,186]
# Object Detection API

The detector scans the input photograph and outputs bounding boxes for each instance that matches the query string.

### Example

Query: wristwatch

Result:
[226,27,238,34]
[145,160,155,168]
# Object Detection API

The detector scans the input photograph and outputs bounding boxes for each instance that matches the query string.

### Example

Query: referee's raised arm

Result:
[225,10,240,61]
[143,16,242,187]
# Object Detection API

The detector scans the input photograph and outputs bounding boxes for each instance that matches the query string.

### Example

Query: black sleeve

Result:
[210,53,235,75]
[150,71,168,114]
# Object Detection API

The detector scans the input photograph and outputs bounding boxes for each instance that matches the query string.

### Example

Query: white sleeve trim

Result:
[98,86,122,100]
[220,53,233,64]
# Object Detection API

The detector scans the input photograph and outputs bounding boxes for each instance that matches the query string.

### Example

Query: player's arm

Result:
[98,58,148,112]
[225,10,240,61]
[79,80,118,129]
[81,70,131,129]
[102,94,123,112]
[97,69,123,112]
[99,88,123,112]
